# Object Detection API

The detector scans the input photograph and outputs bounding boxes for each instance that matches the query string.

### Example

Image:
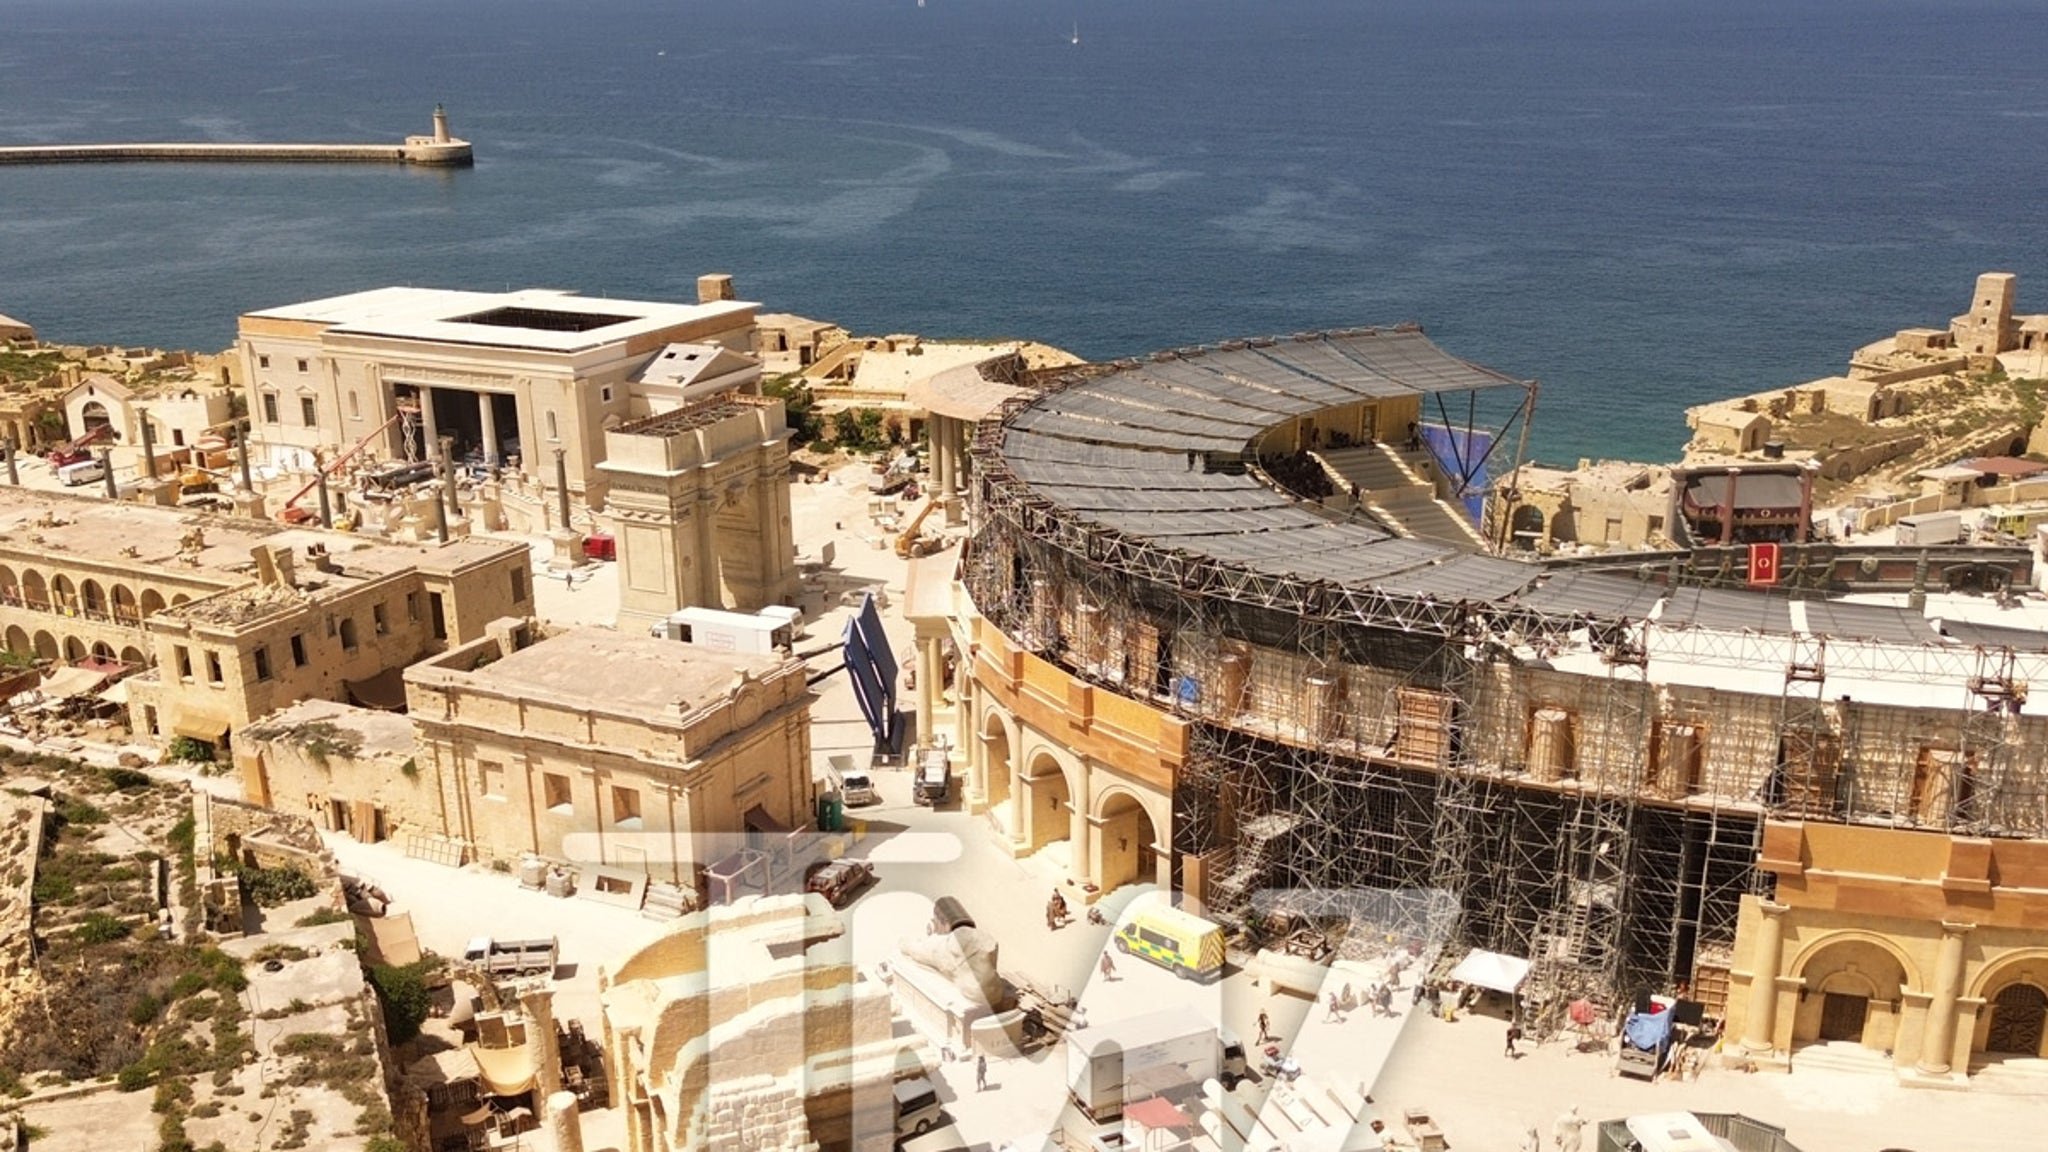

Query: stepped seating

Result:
[1316,443,1487,549]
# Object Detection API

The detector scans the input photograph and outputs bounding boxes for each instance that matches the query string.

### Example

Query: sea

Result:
[4,0,2048,465]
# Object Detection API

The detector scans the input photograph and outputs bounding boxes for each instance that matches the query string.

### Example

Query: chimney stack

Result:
[697,273,736,304]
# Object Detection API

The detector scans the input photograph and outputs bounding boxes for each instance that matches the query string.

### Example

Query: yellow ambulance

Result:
[1113,904,1226,981]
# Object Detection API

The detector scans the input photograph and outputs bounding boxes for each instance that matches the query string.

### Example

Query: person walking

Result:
[1257,1010,1272,1044]
[1504,1020,1524,1058]
[1325,991,1346,1023]
[1099,952,1117,982]
[1519,1125,1541,1152]
[1552,1106,1586,1152]
[975,1054,988,1092]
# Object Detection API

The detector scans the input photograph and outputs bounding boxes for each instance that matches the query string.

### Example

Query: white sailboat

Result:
[1071,21,1081,45]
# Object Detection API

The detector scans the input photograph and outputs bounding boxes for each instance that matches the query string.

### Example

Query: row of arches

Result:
[1791,934,2048,1060]
[977,704,1166,896]
[0,564,189,623]
[0,624,145,667]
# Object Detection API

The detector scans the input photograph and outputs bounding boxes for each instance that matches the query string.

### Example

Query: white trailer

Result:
[1066,1007,1247,1122]
[649,606,796,653]
[1895,510,1962,546]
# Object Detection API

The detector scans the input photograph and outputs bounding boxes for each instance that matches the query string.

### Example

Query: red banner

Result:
[1747,542,1781,587]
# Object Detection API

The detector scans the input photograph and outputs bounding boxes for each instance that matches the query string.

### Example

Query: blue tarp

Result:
[842,593,898,745]
[1622,1008,1675,1053]
[1419,423,1494,525]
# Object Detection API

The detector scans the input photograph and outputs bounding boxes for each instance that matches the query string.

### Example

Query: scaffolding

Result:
[960,330,2048,1025]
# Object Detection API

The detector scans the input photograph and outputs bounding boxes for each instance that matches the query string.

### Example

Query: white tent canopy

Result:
[1448,949,1531,993]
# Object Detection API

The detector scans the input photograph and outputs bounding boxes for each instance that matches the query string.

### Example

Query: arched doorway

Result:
[21,571,47,610]
[1023,752,1071,854]
[79,400,112,435]
[983,710,1013,817]
[89,641,115,662]
[1794,936,1910,1049]
[4,626,28,656]
[1509,504,1546,550]
[62,636,86,662]
[31,631,56,661]
[0,565,16,604]
[112,584,139,624]
[1987,983,2048,1057]
[80,580,105,618]
[50,575,75,614]
[1094,788,1161,894]
[140,588,166,617]
[119,646,144,667]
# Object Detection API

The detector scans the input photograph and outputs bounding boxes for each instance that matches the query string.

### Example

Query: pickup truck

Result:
[462,936,558,977]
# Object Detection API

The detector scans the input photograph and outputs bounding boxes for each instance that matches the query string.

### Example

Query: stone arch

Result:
[1092,783,1165,894]
[50,575,75,614]
[140,588,166,617]
[171,593,190,607]
[79,400,111,434]
[1790,932,1915,1048]
[0,564,15,603]
[61,635,86,662]
[31,630,57,660]
[1021,748,1075,854]
[1968,948,2048,1001]
[89,640,115,662]
[111,583,139,623]
[1509,504,1546,548]
[21,570,47,610]
[80,579,106,617]
[981,705,1016,816]
[4,626,27,656]
[119,645,144,667]
[339,617,359,651]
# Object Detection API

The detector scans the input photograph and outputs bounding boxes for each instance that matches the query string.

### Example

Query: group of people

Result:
[1323,980,1398,1023]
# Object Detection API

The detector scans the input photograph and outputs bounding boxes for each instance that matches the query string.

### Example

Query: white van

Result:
[893,1077,945,1140]
[57,458,107,487]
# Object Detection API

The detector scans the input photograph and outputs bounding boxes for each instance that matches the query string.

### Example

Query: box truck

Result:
[1066,1008,1248,1122]
[649,606,796,653]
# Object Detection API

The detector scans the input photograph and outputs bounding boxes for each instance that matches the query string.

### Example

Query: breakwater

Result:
[0,107,472,167]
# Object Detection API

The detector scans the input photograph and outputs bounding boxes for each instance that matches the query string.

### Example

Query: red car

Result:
[804,859,875,908]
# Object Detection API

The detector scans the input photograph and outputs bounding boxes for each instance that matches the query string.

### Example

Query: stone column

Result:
[1916,921,1973,1076]
[917,633,941,751]
[545,1091,584,1152]
[519,986,563,1112]
[1719,467,1739,546]
[937,415,960,524]
[1068,759,1092,884]
[479,392,500,468]
[417,385,438,456]
[695,489,720,604]
[1739,901,1790,1056]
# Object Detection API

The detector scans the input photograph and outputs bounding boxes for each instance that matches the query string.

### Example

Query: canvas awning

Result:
[38,665,110,700]
[345,666,408,711]
[471,1042,537,1096]
[404,1046,479,1089]
[1125,1096,1194,1132]
[742,804,788,834]
[359,911,422,968]
[1448,948,1531,993]
[172,716,230,742]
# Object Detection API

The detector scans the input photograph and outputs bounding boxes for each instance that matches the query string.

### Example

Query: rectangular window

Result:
[429,592,447,641]
[253,647,271,682]
[205,651,223,685]
[479,760,505,798]
[258,354,271,369]
[174,646,193,680]
[289,634,307,667]
[300,396,317,426]
[171,429,185,447]
[406,591,421,622]
[543,772,573,813]
[373,603,389,635]
[612,786,642,828]
[348,390,360,419]
[510,568,528,603]
[600,385,614,403]
[262,393,279,424]
[296,358,309,373]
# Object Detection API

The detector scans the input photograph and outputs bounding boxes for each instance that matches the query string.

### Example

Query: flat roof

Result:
[245,287,757,354]
[453,627,784,717]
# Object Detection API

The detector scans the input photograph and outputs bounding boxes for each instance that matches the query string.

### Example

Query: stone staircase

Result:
[1788,1040,1895,1077]
[1967,1056,2048,1096]
[1314,443,1488,549]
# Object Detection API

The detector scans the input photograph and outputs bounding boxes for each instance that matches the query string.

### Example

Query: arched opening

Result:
[61,635,86,662]
[1022,751,1072,855]
[1793,936,1909,1051]
[171,593,191,607]
[0,565,16,605]
[119,645,144,667]
[22,571,47,610]
[1986,983,2048,1058]
[89,641,115,662]
[140,588,166,617]
[1509,504,1546,550]
[112,584,139,624]
[4,626,28,657]
[80,579,105,618]
[31,631,56,661]
[339,618,359,651]
[1094,788,1161,894]
[983,710,1013,823]
[79,400,112,435]
[50,575,75,614]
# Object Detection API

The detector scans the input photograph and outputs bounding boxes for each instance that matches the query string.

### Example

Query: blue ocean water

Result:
[4,0,2048,464]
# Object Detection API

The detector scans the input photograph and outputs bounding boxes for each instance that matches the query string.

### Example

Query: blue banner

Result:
[842,592,898,745]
